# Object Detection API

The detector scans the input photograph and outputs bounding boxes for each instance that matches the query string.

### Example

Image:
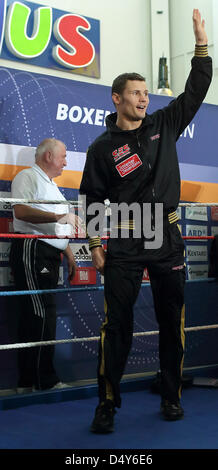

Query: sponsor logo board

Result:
[0,242,11,261]
[69,243,92,262]
[70,266,96,285]
[186,245,208,262]
[211,207,218,221]
[211,226,218,236]
[185,224,208,241]
[187,264,208,280]
[185,206,208,221]
[176,207,181,220]
[0,191,12,211]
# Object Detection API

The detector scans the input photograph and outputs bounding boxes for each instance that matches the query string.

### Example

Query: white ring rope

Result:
[0,198,80,205]
[0,198,218,206]
[0,324,217,351]
[0,197,216,350]
[179,203,218,207]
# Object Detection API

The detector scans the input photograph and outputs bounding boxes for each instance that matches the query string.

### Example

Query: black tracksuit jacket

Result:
[80,54,212,241]
[80,52,212,407]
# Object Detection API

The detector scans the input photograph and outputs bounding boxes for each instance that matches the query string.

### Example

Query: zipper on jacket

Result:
[152,187,156,204]
[136,133,141,148]
[151,211,155,231]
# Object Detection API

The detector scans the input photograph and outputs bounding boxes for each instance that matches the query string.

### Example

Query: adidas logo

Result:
[40,267,50,274]
[74,244,92,261]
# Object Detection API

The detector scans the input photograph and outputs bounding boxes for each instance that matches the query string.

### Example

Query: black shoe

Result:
[90,400,115,433]
[161,400,184,421]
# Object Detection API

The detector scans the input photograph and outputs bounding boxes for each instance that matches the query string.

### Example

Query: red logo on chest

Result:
[115,154,142,177]
[150,133,160,141]
[112,144,130,162]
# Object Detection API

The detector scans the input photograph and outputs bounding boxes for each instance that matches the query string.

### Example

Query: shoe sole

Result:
[161,411,184,421]
[16,388,33,394]
[90,424,114,434]
[90,428,114,434]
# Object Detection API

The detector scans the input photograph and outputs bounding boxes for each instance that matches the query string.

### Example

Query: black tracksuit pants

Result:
[9,238,62,390]
[97,221,186,408]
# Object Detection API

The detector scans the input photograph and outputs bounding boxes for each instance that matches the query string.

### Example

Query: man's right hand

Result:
[193,9,208,45]
[91,246,105,274]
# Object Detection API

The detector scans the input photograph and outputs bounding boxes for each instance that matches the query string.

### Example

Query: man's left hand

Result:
[67,256,77,282]
[63,245,77,282]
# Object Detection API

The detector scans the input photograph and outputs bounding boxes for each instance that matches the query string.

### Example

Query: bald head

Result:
[35,139,64,162]
[35,138,67,179]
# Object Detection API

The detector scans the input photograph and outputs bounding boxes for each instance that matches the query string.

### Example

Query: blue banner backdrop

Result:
[0,66,218,389]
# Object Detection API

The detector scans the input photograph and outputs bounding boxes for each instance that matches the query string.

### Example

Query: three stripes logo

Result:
[70,243,92,261]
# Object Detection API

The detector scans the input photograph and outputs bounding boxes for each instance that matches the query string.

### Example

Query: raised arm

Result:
[192,8,208,45]
[161,9,212,140]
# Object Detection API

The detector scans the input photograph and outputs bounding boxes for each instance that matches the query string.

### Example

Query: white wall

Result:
[150,0,171,93]
[1,0,217,104]
[0,0,153,92]
[169,0,217,105]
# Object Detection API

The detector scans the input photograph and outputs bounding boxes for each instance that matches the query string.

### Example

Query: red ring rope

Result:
[0,234,215,240]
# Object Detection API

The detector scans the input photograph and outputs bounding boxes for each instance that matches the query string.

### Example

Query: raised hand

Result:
[193,9,208,45]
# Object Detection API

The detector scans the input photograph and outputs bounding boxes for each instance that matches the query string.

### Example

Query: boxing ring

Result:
[0,199,217,353]
[0,198,218,452]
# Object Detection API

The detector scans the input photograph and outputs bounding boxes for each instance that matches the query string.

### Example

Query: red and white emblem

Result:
[115,154,142,177]
[112,144,130,162]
